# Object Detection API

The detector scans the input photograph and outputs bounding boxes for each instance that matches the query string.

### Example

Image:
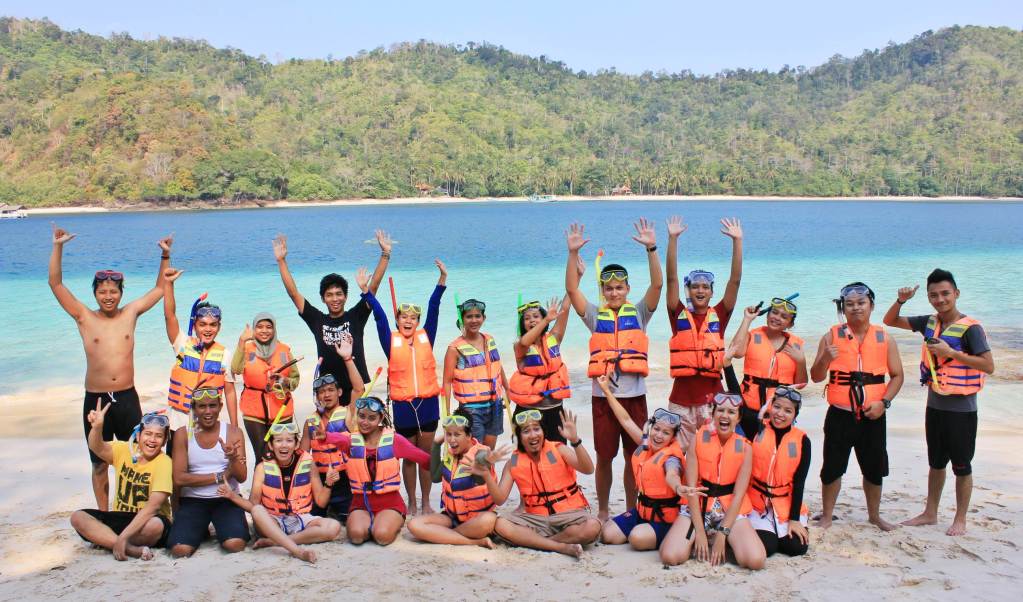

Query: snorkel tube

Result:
[186,293,209,337]
[262,356,305,442]
[595,249,605,303]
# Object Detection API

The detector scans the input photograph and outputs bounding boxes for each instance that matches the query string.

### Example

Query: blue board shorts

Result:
[166,497,251,549]
[612,509,672,548]
[461,400,505,440]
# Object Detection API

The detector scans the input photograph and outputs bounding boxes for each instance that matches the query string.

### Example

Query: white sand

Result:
[1,362,1021,600]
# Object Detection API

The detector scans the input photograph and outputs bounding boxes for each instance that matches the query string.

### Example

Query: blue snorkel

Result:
[186,293,208,337]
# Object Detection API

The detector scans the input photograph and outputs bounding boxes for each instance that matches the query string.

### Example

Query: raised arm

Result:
[564,223,591,316]
[882,285,918,330]
[367,229,392,296]
[631,217,662,312]
[85,397,114,464]
[665,216,687,316]
[125,235,175,316]
[809,332,836,383]
[556,409,594,474]
[718,218,744,312]
[335,333,366,398]
[48,223,88,319]
[424,259,447,344]
[517,297,563,350]
[596,376,643,445]
[162,270,181,345]
[309,465,331,508]
[361,284,393,356]
[727,305,759,359]
[273,234,306,312]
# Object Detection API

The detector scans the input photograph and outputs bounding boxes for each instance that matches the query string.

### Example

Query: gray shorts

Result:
[271,513,315,535]
[461,400,505,439]
[501,507,593,538]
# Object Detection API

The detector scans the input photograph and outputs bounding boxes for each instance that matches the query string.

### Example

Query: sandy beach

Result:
[1,345,1020,601]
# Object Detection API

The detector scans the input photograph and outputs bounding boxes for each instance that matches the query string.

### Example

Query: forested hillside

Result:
[1,17,1021,205]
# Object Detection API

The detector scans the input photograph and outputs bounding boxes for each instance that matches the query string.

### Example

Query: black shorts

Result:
[514,403,566,443]
[78,509,172,548]
[165,497,251,549]
[820,406,889,486]
[82,388,142,465]
[925,407,977,476]
[311,475,352,522]
[396,420,439,440]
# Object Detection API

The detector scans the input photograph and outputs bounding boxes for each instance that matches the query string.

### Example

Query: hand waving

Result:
[272,234,288,261]
[666,215,687,238]
[558,409,580,442]
[565,223,590,252]
[720,217,743,241]
[334,331,354,361]
[376,229,393,254]
[631,217,656,248]
[355,267,370,293]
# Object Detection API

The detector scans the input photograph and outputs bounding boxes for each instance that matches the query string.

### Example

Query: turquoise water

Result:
[2,200,1021,402]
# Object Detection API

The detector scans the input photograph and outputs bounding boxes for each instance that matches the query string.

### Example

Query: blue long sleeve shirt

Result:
[362,284,445,357]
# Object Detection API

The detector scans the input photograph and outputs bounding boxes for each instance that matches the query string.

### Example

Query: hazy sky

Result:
[5,0,1022,74]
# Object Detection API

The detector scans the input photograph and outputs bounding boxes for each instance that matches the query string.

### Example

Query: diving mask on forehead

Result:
[684,270,714,287]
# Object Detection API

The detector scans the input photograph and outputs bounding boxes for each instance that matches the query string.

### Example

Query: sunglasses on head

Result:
[354,397,386,413]
[94,270,124,281]
[685,270,714,286]
[514,409,543,426]
[441,415,469,428]
[269,421,299,436]
[397,302,422,316]
[773,386,803,403]
[770,297,798,314]
[650,408,682,427]
[599,270,628,283]
[191,387,221,402]
[517,300,542,314]
[712,392,743,408]
[313,374,338,390]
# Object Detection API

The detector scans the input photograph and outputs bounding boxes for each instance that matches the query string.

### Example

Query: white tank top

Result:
[181,421,239,499]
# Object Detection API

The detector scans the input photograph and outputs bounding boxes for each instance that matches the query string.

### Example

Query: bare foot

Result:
[407,504,419,517]
[253,538,277,549]
[124,543,153,560]
[813,515,833,529]
[869,516,899,532]
[294,548,317,564]
[597,510,609,523]
[901,512,938,527]
[477,537,495,550]
[421,504,436,515]
[138,546,154,561]
[946,518,967,536]
[558,543,583,558]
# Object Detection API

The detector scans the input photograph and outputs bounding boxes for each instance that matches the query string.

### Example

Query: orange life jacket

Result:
[631,439,685,523]
[669,306,725,378]
[388,329,441,401]
[345,429,401,495]
[508,334,572,406]
[451,335,503,406]
[440,439,496,522]
[826,323,889,415]
[305,406,348,473]
[919,315,985,396]
[749,425,808,521]
[509,440,588,515]
[587,302,649,378]
[167,339,227,414]
[260,451,315,516]
[240,341,294,422]
[741,328,805,411]
[694,425,752,515]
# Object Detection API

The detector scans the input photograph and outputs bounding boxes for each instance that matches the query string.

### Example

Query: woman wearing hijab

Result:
[232,313,301,458]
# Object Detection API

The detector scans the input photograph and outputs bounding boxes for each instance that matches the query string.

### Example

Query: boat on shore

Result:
[528,194,555,203]
[0,204,27,219]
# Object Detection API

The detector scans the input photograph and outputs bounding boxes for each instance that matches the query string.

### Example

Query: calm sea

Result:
[2,200,1021,408]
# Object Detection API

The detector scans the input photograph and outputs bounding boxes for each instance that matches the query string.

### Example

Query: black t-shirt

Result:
[300,299,371,405]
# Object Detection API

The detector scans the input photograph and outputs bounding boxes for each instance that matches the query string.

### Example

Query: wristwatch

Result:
[882,398,892,409]
[570,438,583,448]
[718,526,732,537]
[646,245,657,253]
[214,471,225,485]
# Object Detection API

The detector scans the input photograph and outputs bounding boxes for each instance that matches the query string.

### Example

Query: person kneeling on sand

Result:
[479,408,601,558]
[71,404,174,561]
[220,422,341,563]
[407,409,498,548]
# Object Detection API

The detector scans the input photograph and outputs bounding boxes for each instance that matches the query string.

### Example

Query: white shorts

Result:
[272,513,316,535]
[748,508,808,538]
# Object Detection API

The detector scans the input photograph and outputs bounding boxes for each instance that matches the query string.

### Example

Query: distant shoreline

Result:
[22,194,1023,215]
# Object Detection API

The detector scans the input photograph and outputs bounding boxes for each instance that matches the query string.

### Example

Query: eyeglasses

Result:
[312,374,337,390]
[194,306,222,321]
[599,270,629,283]
[517,300,541,314]
[773,386,802,403]
[459,299,486,313]
[139,411,170,429]
[191,387,221,401]
[839,284,873,300]
[650,408,682,427]
[441,415,469,428]
[397,302,422,316]
[269,421,299,435]
[712,392,743,408]
[94,270,124,281]
[514,409,543,425]
[684,270,714,286]
[770,297,798,314]
[354,397,386,413]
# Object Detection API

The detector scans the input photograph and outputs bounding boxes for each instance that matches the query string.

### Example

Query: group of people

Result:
[49,215,994,567]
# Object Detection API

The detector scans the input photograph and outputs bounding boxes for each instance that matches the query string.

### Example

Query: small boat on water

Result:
[0,204,27,219]
[528,194,555,203]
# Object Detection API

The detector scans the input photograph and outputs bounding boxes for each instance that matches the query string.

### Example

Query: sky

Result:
[5,0,1022,74]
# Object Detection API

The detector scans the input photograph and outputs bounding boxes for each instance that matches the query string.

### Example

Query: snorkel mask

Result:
[129,410,170,463]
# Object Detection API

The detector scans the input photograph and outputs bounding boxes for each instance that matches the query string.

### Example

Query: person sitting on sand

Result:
[316,396,431,545]
[883,269,995,536]
[810,282,904,531]
[727,301,807,439]
[301,333,365,523]
[478,408,601,558]
[49,223,176,510]
[662,393,765,569]
[70,404,174,561]
[273,231,391,407]
[596,375,706,564]
[443,298,510,450]
[231,312,301,458]
[166,387,249,557]
[564,219,662,522]
[219,422,341,563]
[507,295,573,443]
[748,387,811,557]
[407,409,499,548]
[362,261,447,515]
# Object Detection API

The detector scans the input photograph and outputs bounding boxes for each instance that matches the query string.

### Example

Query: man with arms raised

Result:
[49,223,177,509]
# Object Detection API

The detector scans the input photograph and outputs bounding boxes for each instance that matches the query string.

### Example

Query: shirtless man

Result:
[49,223,178,510]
